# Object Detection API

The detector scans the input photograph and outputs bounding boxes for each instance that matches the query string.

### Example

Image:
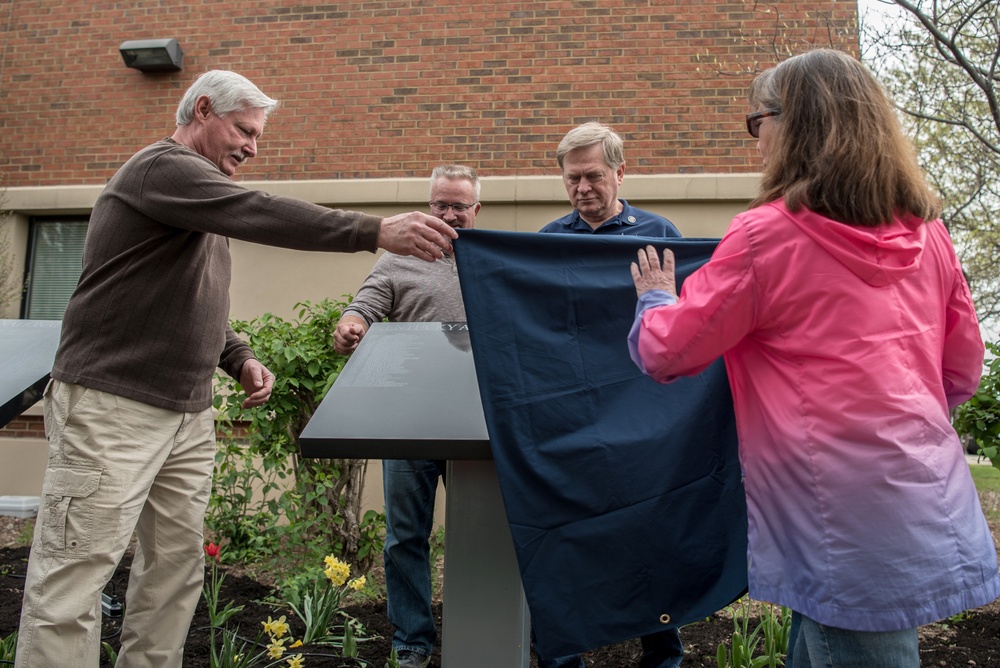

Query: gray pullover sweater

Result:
[343,251,466,326]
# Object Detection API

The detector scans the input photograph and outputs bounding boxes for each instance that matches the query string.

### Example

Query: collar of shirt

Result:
[567,199,639,233]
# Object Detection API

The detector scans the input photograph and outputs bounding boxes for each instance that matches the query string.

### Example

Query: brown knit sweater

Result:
[52,138,382,412]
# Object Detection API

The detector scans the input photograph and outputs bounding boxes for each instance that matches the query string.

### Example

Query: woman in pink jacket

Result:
[628,49,1000,667]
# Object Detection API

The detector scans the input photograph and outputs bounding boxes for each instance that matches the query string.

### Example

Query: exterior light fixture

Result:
[119,38,184,72]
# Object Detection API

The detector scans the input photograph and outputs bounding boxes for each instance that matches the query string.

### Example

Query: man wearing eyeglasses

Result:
[333,164,480,668]
[534,123,684,668]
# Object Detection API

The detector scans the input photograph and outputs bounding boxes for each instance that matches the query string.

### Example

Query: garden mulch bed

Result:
[1,509,999,667]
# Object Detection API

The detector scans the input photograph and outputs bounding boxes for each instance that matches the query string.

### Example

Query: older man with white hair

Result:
[16,70,457,668]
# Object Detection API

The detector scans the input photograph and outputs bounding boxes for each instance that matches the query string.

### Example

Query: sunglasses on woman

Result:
[746,109,781,138]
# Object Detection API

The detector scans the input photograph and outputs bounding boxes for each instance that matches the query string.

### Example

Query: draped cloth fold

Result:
[454,229,748,658]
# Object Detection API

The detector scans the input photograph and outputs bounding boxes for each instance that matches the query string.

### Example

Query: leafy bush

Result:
[954,341,1000,471]
[211,299,385,575]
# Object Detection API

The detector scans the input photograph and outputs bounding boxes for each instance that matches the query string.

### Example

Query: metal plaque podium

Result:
[0,320,62,427]
[299,322,530,667]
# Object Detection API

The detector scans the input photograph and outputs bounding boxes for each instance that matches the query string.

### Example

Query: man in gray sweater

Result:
[15,70,457,668]
[334,164,480,668]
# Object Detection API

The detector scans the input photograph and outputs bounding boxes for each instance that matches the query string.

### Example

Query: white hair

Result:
[175,70,280,126]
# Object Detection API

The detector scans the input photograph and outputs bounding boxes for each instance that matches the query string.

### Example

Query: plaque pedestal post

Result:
[441,460,530,667]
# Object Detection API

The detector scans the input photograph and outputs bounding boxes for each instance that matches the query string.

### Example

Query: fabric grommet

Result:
[659,613,671,624]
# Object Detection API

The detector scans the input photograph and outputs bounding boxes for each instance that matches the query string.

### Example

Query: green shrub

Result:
[954,341,1000,471]
[210,299,384,576]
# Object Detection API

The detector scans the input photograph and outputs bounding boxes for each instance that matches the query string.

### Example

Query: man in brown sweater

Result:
[15,70,457,668]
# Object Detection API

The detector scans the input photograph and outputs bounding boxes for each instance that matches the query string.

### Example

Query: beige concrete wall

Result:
[0,405,47,498]
[224,173,755,321]
[2,174,757,524]
[0,212,28,320]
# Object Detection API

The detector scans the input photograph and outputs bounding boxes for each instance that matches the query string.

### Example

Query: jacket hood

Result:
[772,200,927,287]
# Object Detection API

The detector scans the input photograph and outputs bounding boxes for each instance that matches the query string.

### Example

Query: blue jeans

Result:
[537,652,585,668]
[382,459,446,656]
[537,628,683,668]
[786,611,919,668]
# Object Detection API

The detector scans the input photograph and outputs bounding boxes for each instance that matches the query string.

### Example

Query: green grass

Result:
[971,463,1000,523]
[16,520,33,547]
[970,463,1000,493]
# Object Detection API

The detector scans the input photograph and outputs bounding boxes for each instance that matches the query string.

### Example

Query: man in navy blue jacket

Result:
[540,122,680,239]
[536,122,683,668]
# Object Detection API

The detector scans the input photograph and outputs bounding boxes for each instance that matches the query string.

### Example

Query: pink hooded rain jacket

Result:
[630,199,1000,631]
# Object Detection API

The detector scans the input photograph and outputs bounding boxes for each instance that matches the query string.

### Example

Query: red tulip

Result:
[204,542,221,562]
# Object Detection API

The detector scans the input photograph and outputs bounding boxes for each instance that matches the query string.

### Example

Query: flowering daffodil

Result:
[262,614,290,639]
[323,555,351,587]
[266,637,287,659]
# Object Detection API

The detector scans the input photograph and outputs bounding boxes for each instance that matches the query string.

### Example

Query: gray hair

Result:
[175,70,280,126]
[430,164,481,200]
[748,67,780,110]
[556,122,625,171]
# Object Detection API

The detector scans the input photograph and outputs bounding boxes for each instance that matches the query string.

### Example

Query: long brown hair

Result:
[750,49,940,226]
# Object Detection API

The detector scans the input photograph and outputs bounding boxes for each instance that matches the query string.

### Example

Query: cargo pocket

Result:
[39,466,103,557]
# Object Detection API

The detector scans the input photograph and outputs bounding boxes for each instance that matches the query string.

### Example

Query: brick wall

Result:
[0,414,249,441]
[0,415,45,440]
[0,0,857,186]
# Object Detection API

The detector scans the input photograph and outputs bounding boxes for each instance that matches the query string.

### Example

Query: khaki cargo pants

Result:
[16,380,215,668]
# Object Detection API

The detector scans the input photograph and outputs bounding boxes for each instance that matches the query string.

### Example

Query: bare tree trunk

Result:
[297,455,371,569]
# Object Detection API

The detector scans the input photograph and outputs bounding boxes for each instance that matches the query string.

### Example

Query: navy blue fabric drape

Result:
[454,229,747,658]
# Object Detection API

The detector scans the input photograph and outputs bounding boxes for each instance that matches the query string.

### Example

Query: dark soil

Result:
[1,544,999,667]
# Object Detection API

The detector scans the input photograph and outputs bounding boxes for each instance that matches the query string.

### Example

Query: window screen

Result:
[23,218,88,320]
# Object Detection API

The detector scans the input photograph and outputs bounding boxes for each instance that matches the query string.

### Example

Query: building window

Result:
[23,217,88,320]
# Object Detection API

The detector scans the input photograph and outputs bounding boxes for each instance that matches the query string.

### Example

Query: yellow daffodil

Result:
[286,653,305,668]
[290,639,303,648]
[323,555,351,587]
[267,638,286,659]
[348,575,366,591]
[262,614,290,639]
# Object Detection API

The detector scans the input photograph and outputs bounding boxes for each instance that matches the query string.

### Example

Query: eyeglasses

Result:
[429,202,477,214]
[746,108,781,138]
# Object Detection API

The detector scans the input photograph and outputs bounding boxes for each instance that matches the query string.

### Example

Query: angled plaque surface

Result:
[0,319,62,428]
[299,322,490,460]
